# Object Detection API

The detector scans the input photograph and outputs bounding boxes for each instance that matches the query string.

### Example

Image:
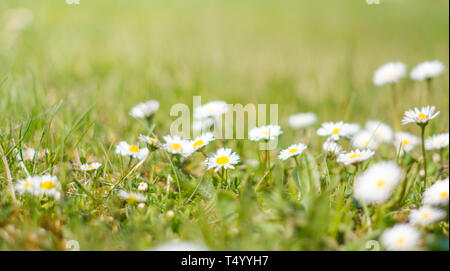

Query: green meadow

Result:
[0,0,448,250]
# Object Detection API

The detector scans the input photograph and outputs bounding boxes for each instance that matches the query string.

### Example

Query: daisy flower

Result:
[336,149,374,165]
[345,123,361,136]
[205,148,240,172]
[317,121,352,141]
[138,134,159,147]
[288,113,317,129]
[393,132,420,153]
[190,132,215,151]
[115,141,149,160]
[194,101,229,120]
[137,182,148,192]
[162,135,192,157]
[365,120,393,143]
[248,125,283,141]
[410,60,445,81]
[322,140,342,155]
[353,161,403,204]
[118,190,146,203]
[408,206,446,227]
[80,162,102,171]
[16,148,35,162]
[193,118,215,132]
[352,130,380,150]
[129,100,160,119]
[380,224,421,251]
[278,143,307,161]
[425,132,449,150]
[37,175,62,200]
[373,62,407,86]
[401,106,440,125]
[15,176,40,196]
[422,178,449,206]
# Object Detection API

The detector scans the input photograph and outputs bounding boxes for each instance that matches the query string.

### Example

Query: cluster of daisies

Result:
[380,178,448,251]
[373,60,445,86]
[9,58,448,251]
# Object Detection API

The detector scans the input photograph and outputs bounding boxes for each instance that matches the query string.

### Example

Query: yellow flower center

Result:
[24,181,31,188]
[40,181,56,190]
[193,139,204,148]
[332,128,339,135]
[289,148,299,154]
[216,156,229,165]
[387,72,395,79]
[128,194,137,202]
[87,165,94,169]
[418,113,427,120]
[129,145,139,153]
[25,153,31,159]
[170,143,182,151]
[421,212,431,219]
[263,131,270,136]
[149,137,158,143]
[402,140,409,146]
[349,153,361,159]
[395,237,405,245]
[440,191,449,199]
[376,180,386,188]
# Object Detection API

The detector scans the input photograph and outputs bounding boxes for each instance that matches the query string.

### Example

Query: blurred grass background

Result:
[0,0,448,250]
[1,0,448,135]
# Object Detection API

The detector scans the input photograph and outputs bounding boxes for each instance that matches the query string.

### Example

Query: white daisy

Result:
[394,132,420,153]
[37,175,62,200]
[16,148,35,162]
[194,101,229,120]
[425,133,449,150]
[422,178,449,206]
[408,206,446,226]
[322,140,342,155]
[192,118,215,132]
[401,106,440,125]
[365,120,393,143]
[373,62,407,86]
[288,113,317,129]
[118,190,146,203]
[380,224,421,251]
[345,123,362,136]
[137,182,149,192]
[352,130,380,150]
[129,100,160,119]
[15,176,40,196]
[336,149,374,165]
[162,135,192,157]
[205,148,240,172]
[80,162,102,171]
[115,141,149,160]
[317,121,353,141]
[190,132,215,151]
[248,125,283,141]
[138,134,159,147]
[410,60,445,81]
[353,161,403,204]
[278,143,307,161]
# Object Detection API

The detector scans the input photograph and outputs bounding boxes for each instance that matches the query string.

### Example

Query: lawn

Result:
[0,0,448,251]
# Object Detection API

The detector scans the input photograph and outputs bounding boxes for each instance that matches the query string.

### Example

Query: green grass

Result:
[0,0,448,250]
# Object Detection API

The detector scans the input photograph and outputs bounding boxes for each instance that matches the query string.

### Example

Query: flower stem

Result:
[420,124,428,190]
[389,84,400,130]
